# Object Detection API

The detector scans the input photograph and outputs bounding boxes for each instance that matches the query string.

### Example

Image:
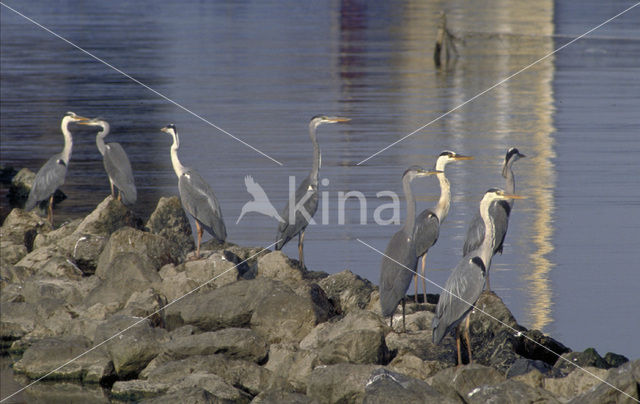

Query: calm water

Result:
[1,0,639,396]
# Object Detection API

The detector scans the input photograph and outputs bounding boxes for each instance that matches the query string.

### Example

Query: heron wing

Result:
[492,200,511,254]
[379,230,418,317]
[413,210,440,258]
[25,154,67,210]
[103,143,137,204]
[276,176,318,249]
[432,256,486,344]
[462,211,484,256]
[179,169,227,242]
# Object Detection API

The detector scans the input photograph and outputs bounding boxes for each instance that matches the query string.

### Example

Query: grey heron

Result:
[462,148,525,290]
[379,166,441,331]
[432,188,524,365]
[25,111,89,225]
[78,118,137,205]
[275,115,350,268]
[413,151,473,303]
[161,124,227,258]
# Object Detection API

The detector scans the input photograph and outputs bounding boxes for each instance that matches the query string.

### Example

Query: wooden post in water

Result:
[433,11,459,68]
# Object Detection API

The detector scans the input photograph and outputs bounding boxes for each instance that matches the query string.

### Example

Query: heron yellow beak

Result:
[160,127,168,133]
[330,117,351,123]
[504,194,526,199]
[453,154,473,160]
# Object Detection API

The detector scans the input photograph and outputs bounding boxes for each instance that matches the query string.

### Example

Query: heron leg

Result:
[421,255,427,304]
[402,297,406,333]
[195,221,203,259]
[414,273,419,303]
[109,180,115,198]
[465,315,473,364]
[298,231,305,268]
[47,195,54,226]
[455,328,462,367]
[485,271,491,292]
[118,190,122,202]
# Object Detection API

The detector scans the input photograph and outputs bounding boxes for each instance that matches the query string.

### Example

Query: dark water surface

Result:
[1,0,639,397]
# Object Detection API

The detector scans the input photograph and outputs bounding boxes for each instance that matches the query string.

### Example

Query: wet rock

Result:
[85,252,162,309]
[470,329,523,372]
[506,357,552,378]
[257,251,307,284]
[0,302,38,346]
[428,364,505,400]
[388,353,447,382]
[553,348,609,376]
[96,226,178,273]
[385,330,457,365]
[169,374,253,403]
[20,381,110,403]
[164,328,268,363]
[604,352,630,368]
[466,291,522,343]
[568,359,640,404]
[543,365,608,400]
[13,335,114,383]
[306,363,383,404]
[300,310,390,365]
[146,196,195,260]
[466,379,560,404]
[517,329,571,367]
[8,168,66,210]
[1,207,52,250]
[94,315,167,378]
[265,343,319,392]
[111,379,170,401]
[318,270,374,314]
[363,368,459,404]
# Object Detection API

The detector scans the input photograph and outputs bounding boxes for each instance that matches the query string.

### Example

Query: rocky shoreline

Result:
[1,183,639,402]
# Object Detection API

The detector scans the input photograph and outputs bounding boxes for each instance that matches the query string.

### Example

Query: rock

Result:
[19,381,110,403]
[111,380,170,401]
[223,244,270,274]
[428,364,505,400]
[85,252,161,309]
[517,329,571,367]
[604,352,630,368]
[146,196,196,260]
[306,363,382,404]
[0,240,28,266]
[553,348,609,376]
[506,358,552,378]
[8,167,66,210]
[568,359,640,404]
[168,374,253,403]
[363,368,459,404]
[388,353,447,382]
[32,218,81,250]
[293,282,338,322]
[0,302,38,345]
[96,226,178,273]
[175,252,243,287]
[37,255,83,281]
[466,379,560,404]
[385,330,457,365]
[72,195,140,237]
[164,328,268,363]
[265,343,319,392]
[544,365,608,400]
[13,335,114,383]
[68,233,109,274]
[318,270,375,314]
[512,368,545,389]
[300,310,390,365]
[13,244,67,275]
[257,251,307,283]
[120,288,168,327]
[158,269,200,302]
[0,209,52,251]
[251,390,319,404]
[94,315,167,378]
[22,278,83,307]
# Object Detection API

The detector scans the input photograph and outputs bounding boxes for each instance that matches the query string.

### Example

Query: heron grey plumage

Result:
[275,115,350,268]
[25,112,89,225]
[462,148,525,290]
[79,118,137,205]
[432,188,524,365]
[379,166,441,331]
[413,151,473,303]
[161,124,226,258]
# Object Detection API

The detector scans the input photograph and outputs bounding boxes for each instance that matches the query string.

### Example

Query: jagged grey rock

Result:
[544,366,608,400]
[0,208,52,249]
[265,343,319,393]
[163,328,268,363]
[146,196,196,260]
[257,251,307,284]
[317,270,375,314]
[363,368,459,403]
[306,363,383,404]
[466,379,560,403]
[388,353,448,382]
[428,364,505,402]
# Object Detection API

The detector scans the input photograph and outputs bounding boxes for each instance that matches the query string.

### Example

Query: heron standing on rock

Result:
[413,151,473,303]
[161,124,226,258]
[25,112,89,225]
[275,115,350,268]
[379,166,441,331]
[79,118,137,205]
[462,148,525,290]
[432,188,524,365]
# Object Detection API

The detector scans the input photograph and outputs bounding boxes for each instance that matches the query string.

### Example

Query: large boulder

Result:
[0,240,28,266]
[387,353,448,382]
[385,330,457,365]
[265,343,319,392]
[1,206,52,250]
[317,270,374,314]
[94,315,166,379]
[466,379,560,403]
[256,251,307,284]
[0,302,38,347]
[96,226,179,273]
[568,359,640,404]
[306,363,383,404]
[552,348,609,376]
[12,335,114,383]
[544,366,608,400]
[363,368,459,403]
[163,328,268,363]
[300,310,391,365]
[428,364,505,401]
[73,196,140,237]
[171,252,244,287]
[145,196,195,260]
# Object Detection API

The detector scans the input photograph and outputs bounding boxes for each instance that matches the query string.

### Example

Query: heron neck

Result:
[503,159,515,207]
[95,123,110,156]
[478,196,496,267]
[433,173,451,221]
[309,122,320,186]
[402,176,416,234]
[170,132,187,177]
[60,116,74,164]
